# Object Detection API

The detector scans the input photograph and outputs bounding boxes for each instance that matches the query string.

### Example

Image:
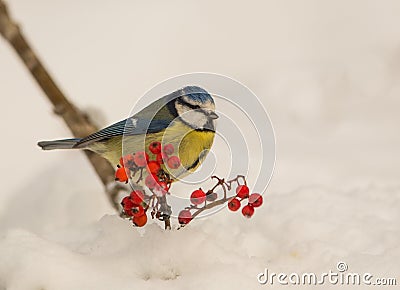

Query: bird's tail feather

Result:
[37,138,82,150]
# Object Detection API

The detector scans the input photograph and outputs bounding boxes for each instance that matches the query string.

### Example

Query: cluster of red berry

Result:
[115,141,181,191]
[121,190,148,227]
[176,181,264,226]
[115,142,182,227]
[114,143,265,228]
[228,185,263,218]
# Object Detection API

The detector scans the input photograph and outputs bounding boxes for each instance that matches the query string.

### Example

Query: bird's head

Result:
[174,86,218,131]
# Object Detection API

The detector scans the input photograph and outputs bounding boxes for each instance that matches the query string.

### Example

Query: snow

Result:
[1,0,400,289]
[0,182,399,289]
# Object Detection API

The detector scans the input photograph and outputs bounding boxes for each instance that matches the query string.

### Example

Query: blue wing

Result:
[74,117,170,148]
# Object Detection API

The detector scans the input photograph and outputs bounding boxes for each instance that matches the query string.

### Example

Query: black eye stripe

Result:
[176,98,201,110]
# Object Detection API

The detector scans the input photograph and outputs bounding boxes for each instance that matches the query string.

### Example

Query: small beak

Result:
[208,112,219,120]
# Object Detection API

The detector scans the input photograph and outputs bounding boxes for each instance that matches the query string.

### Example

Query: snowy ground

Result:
[1,0,400,289]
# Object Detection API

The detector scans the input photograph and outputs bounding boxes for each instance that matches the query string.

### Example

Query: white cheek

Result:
[181,111,207,128]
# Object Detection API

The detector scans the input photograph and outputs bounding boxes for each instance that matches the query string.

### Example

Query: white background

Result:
[0,1,399,289]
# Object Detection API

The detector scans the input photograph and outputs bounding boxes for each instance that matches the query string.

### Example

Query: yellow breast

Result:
[177,127,215,173]
[89,120,215,180]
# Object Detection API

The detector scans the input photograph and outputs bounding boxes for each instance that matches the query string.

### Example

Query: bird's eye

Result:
[186,102,201,110]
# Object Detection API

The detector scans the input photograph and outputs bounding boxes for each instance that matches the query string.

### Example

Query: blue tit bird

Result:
[38,86,218,182]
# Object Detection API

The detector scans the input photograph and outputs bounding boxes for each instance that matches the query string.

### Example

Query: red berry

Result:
[242,204,255,218]
[190,189,206,205]
[120,154,135,168]
[152,180,168,196]
[178,210,192,225]
[147,160,161,175]
[149,141,162,154]
[163,143,174,155]
[167,156,181,169]
[132,213,147,227]
[115,167,129,183]
[130,190,144,205]
[248,193,263,207]
[133,151,149,167]
[145,174,158,189]
[228,198,241,211]
[156,181,169,194]
[121,196,134,213]
[236,185,250,199]
[124,210,134,217]
[131,205,145,217]
[156,152,168,164]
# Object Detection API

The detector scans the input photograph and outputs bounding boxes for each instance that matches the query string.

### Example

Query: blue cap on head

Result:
[180,86,214,104]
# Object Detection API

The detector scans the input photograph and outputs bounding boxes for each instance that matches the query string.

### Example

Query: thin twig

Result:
[180,175,246,227]
[191,196,233,220]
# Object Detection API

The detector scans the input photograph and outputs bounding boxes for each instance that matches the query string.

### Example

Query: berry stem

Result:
[180,174,246,228]
[135,168,144,183]
[190,195,235,221]
[158,195,172,230]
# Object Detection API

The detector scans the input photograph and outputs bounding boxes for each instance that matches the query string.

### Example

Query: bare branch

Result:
[0,0,122,211]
